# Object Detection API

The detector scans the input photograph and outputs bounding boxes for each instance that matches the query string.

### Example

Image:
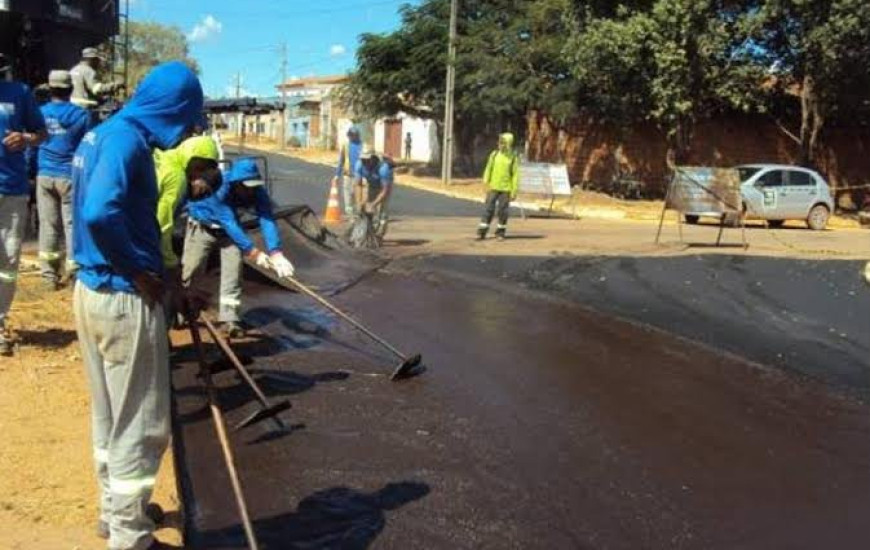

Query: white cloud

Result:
[329,44,347,57]
[188,15,223,43]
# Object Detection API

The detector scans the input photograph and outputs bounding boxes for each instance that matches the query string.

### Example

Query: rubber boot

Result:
[476,225,488,240]
[495,227,506,241]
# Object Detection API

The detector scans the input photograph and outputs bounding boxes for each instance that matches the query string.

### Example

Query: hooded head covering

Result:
[178,135,219,162]
[120,61,203,150]
[498,132,514,150]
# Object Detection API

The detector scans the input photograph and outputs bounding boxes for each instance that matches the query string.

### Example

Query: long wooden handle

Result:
[201,316,270,405]
[187,320,260,550]
[285,275,407,360]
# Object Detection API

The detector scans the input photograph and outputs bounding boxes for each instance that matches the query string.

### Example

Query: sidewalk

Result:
[224,136,862,230]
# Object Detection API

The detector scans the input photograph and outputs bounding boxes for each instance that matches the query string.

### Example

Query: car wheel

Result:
[806,204,830,230]
[767,220,785,229]
[684,215,699,224]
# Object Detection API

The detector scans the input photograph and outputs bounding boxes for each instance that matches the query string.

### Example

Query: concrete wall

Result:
[372,113,436,161]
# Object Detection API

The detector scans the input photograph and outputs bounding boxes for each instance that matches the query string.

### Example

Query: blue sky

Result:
[128,0,413,98]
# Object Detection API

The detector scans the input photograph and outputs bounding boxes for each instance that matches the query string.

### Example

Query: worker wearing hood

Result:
[71,61,202,550]
[478,132,519,240]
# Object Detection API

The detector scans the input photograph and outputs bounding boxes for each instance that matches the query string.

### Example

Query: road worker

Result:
[477,132,519,240]
[36,70,91,290]
[182,156,294,338]
[70,47,123,109]
[0,53,47,356]
[72,61,201,550]
[354,150,394,239]
[333,126,363,216]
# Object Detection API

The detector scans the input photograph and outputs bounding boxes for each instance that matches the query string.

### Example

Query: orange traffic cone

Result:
[322,178,342,224]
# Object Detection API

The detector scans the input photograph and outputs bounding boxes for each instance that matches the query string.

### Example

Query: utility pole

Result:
[279,42,288,149]
[234,72,245,150]
[441,0,458,186]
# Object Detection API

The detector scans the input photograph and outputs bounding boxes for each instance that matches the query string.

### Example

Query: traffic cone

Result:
[323,178,342,224]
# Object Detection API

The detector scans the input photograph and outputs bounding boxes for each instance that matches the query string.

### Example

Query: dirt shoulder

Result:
[223,136,861,230]
[0,255,182,549]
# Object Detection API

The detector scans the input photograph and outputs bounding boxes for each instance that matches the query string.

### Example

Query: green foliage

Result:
[120,20,200,92]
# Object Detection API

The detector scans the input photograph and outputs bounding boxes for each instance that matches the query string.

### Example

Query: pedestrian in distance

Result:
[333,126,363,216]
[71,61,202,550]
[70,47,124,109]
[36,70,91,290]
[0,52,47,356]
[181,156,294,338]
[477,132,519,241]
[404,131,412,160]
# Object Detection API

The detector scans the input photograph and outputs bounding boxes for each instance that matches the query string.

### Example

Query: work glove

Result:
[270,252,295,278]
[863,261,870,287]
[248,248,272,271]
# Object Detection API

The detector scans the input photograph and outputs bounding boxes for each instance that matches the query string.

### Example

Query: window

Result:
[785,170,812,187]
[758,170,785,187]
[737,167,762,183]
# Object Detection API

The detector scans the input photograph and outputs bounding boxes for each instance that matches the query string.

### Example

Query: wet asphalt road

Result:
[172,151,870,548]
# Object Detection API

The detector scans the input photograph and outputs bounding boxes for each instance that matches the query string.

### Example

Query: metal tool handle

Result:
[285,275,407,361]
[186,318,260,550]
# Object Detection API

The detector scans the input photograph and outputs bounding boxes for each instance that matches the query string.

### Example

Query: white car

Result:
[684,164,835,230]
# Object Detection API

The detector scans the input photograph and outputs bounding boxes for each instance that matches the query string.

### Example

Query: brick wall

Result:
[527,111,870,196]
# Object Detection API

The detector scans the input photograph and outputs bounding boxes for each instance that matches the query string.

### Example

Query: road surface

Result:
[171,150,870,549]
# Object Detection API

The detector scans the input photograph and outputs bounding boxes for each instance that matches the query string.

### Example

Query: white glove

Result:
[863,261,870,286]
[270,252,295,278]
[251,249,272,270]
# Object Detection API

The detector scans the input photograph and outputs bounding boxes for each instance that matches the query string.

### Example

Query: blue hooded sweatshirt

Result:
[38,100,91,178]
[72,62,203,293]
[0,81,46,195]
[187,157,282,254]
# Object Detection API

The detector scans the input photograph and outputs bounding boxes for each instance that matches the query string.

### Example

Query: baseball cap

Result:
[359,149,378,160]
[82,47,103,60]
[227,157,265,187]
[48,70,72,89]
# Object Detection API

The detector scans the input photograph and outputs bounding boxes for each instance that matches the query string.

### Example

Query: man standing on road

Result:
[333,126,363,216]
[353,150,394,240]
[70,47,122,109]
[477,133,519,241]
[404,131,412,160]
[72,61,201,550]
[36,70,90,290]
[0,53,47,356]
[182,156,294,337]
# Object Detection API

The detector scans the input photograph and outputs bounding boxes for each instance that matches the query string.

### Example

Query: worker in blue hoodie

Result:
[181,156,294,338]
[37,70,91,290]
[71,61,201,550]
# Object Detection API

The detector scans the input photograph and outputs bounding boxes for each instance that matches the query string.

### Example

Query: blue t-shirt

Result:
[38,101,91,179]
[0,82,46,195]
[354,159,394,189]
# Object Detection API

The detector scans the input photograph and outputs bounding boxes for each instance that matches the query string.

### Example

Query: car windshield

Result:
[737,167,763,183]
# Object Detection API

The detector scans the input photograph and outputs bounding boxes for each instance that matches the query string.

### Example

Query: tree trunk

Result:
[799,74,823,167]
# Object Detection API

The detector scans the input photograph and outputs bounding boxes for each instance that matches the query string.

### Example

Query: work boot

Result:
[98,503,165,540]
[495,229,506,241]
[476,227,488,240]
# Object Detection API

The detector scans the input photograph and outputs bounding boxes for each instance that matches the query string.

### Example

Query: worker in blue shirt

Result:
[37,70,90,290]
[182,156,294,337]
[332,126,363,216]
[71,61,202,550]
[0,53,48,356]
[353,150,394,239]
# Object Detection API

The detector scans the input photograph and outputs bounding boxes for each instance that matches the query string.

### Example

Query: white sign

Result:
[519,162,572,196]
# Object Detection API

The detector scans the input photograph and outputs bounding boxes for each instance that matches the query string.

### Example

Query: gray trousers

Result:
[36,175,74,282]
[0,194,28,330]
[181,219,243,323]
[342,175,355,216]
[74,282,170,550]
[479,190,511,234]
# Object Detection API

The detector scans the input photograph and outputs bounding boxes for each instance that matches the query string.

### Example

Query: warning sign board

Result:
[519,163,572,196]
[666,167,742,214]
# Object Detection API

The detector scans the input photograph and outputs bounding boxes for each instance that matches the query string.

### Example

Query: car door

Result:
[782,170,815,218]
[754,169,785,218]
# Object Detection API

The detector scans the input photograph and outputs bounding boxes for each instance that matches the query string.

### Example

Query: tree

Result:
[110,20,200,93]
[344,0,576,171]
[564,0,766,164]
[754,0,870,165]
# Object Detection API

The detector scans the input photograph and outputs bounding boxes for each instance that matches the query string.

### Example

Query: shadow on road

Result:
[196,481,431,549]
